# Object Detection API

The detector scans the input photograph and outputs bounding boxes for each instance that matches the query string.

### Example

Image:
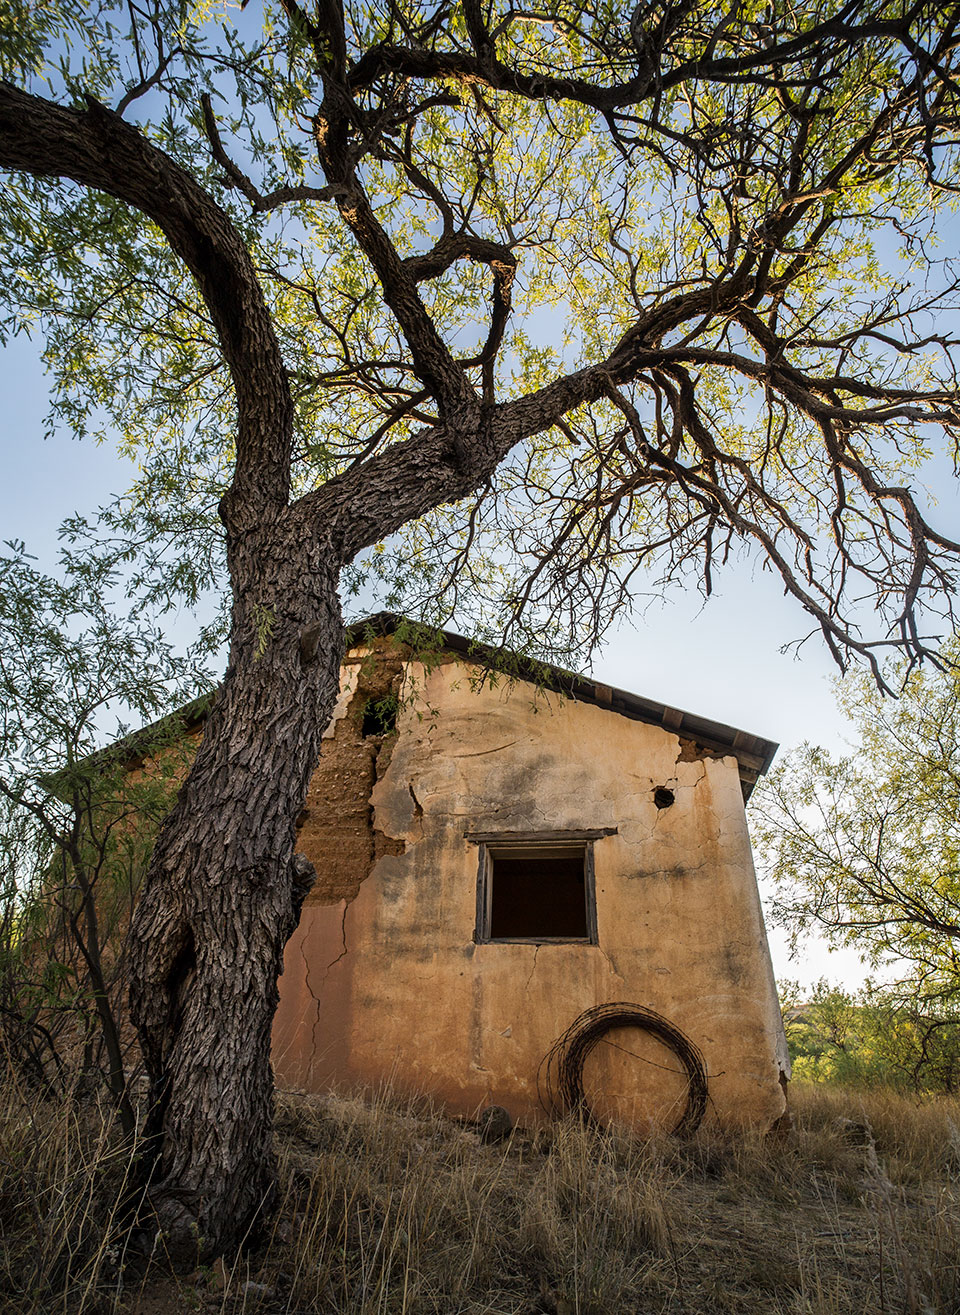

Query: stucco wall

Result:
[273,648,788,1131]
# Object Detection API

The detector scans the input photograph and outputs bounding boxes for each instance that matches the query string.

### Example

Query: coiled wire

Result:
[538,1002,708,1136]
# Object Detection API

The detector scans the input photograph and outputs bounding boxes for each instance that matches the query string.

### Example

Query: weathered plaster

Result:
[272,652,788,1131]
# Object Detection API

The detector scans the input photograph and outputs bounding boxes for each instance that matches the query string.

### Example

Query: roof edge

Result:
[345,613,778,798]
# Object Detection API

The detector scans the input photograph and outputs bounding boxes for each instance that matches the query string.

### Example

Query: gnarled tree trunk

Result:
[128,538,343,1258]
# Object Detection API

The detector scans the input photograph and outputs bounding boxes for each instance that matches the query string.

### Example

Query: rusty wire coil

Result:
[538,1002,708,1136]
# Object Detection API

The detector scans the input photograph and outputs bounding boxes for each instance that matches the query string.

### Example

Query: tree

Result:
[0,544,208,1138]
[755,642,960,1009]
[779,979,960,1091]
[2,0,960,1259]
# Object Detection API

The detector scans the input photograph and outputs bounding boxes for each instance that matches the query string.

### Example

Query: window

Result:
[470,832,608,944]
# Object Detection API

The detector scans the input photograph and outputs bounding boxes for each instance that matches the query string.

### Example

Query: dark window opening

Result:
[361,695,398,737]
[478,841,596,942]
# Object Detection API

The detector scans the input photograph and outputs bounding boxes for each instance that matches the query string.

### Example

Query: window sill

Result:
[478,936,598,945]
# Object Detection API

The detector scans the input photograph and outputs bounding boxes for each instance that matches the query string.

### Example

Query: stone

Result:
[477,1104,513,1143]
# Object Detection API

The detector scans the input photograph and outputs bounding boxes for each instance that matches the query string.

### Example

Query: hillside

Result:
[3,1078,959,1314]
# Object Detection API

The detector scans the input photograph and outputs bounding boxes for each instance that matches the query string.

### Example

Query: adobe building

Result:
[272,614,790,1132]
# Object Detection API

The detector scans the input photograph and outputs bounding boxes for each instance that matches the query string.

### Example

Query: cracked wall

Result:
[294,643,406,906]
[272,649,787,1132]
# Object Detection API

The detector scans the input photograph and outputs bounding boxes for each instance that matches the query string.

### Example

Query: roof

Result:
[93,612,778,801]
[348,613,778,799]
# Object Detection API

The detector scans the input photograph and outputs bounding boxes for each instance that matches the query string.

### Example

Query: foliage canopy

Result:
[2,0,959,668]
[780,978,960,1092]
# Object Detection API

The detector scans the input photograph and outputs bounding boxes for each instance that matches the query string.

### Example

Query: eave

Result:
[347,613,778,800]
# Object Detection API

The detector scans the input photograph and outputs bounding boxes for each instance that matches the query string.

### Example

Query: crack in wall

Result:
[322,903,350,984]
[307,902,350,1061]
[450,739,520,758]
[597,943,626,983]
[641,858,713,879]
[524,943,542,994]
[407,782,424,838]
[299,932,323,1068]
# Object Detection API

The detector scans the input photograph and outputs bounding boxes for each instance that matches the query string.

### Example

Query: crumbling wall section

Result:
[296,641,406,906]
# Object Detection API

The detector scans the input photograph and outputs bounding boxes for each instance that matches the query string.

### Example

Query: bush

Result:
[782,979,960,1093]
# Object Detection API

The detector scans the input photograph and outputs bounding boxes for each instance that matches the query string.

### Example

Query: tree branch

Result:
[0,81,293,531]
[200,93,348,213]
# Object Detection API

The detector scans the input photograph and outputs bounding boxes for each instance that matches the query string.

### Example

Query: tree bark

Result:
[127,526,342,1259]
[0,83,344,1254]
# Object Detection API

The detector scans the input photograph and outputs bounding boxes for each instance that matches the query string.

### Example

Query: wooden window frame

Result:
[467,829,612,945]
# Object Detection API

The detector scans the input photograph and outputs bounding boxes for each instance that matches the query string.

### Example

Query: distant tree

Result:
[780,979,960,1092]
[2,0,960,1258]
[755,643,960,1009]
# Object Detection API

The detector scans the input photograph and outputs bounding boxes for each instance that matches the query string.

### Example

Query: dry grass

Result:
[2,1068,960,1315]
[0,1061,142,1314]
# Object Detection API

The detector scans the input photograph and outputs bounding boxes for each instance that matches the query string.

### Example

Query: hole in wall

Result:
[654,787,675,810]
[361,695,398,737]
